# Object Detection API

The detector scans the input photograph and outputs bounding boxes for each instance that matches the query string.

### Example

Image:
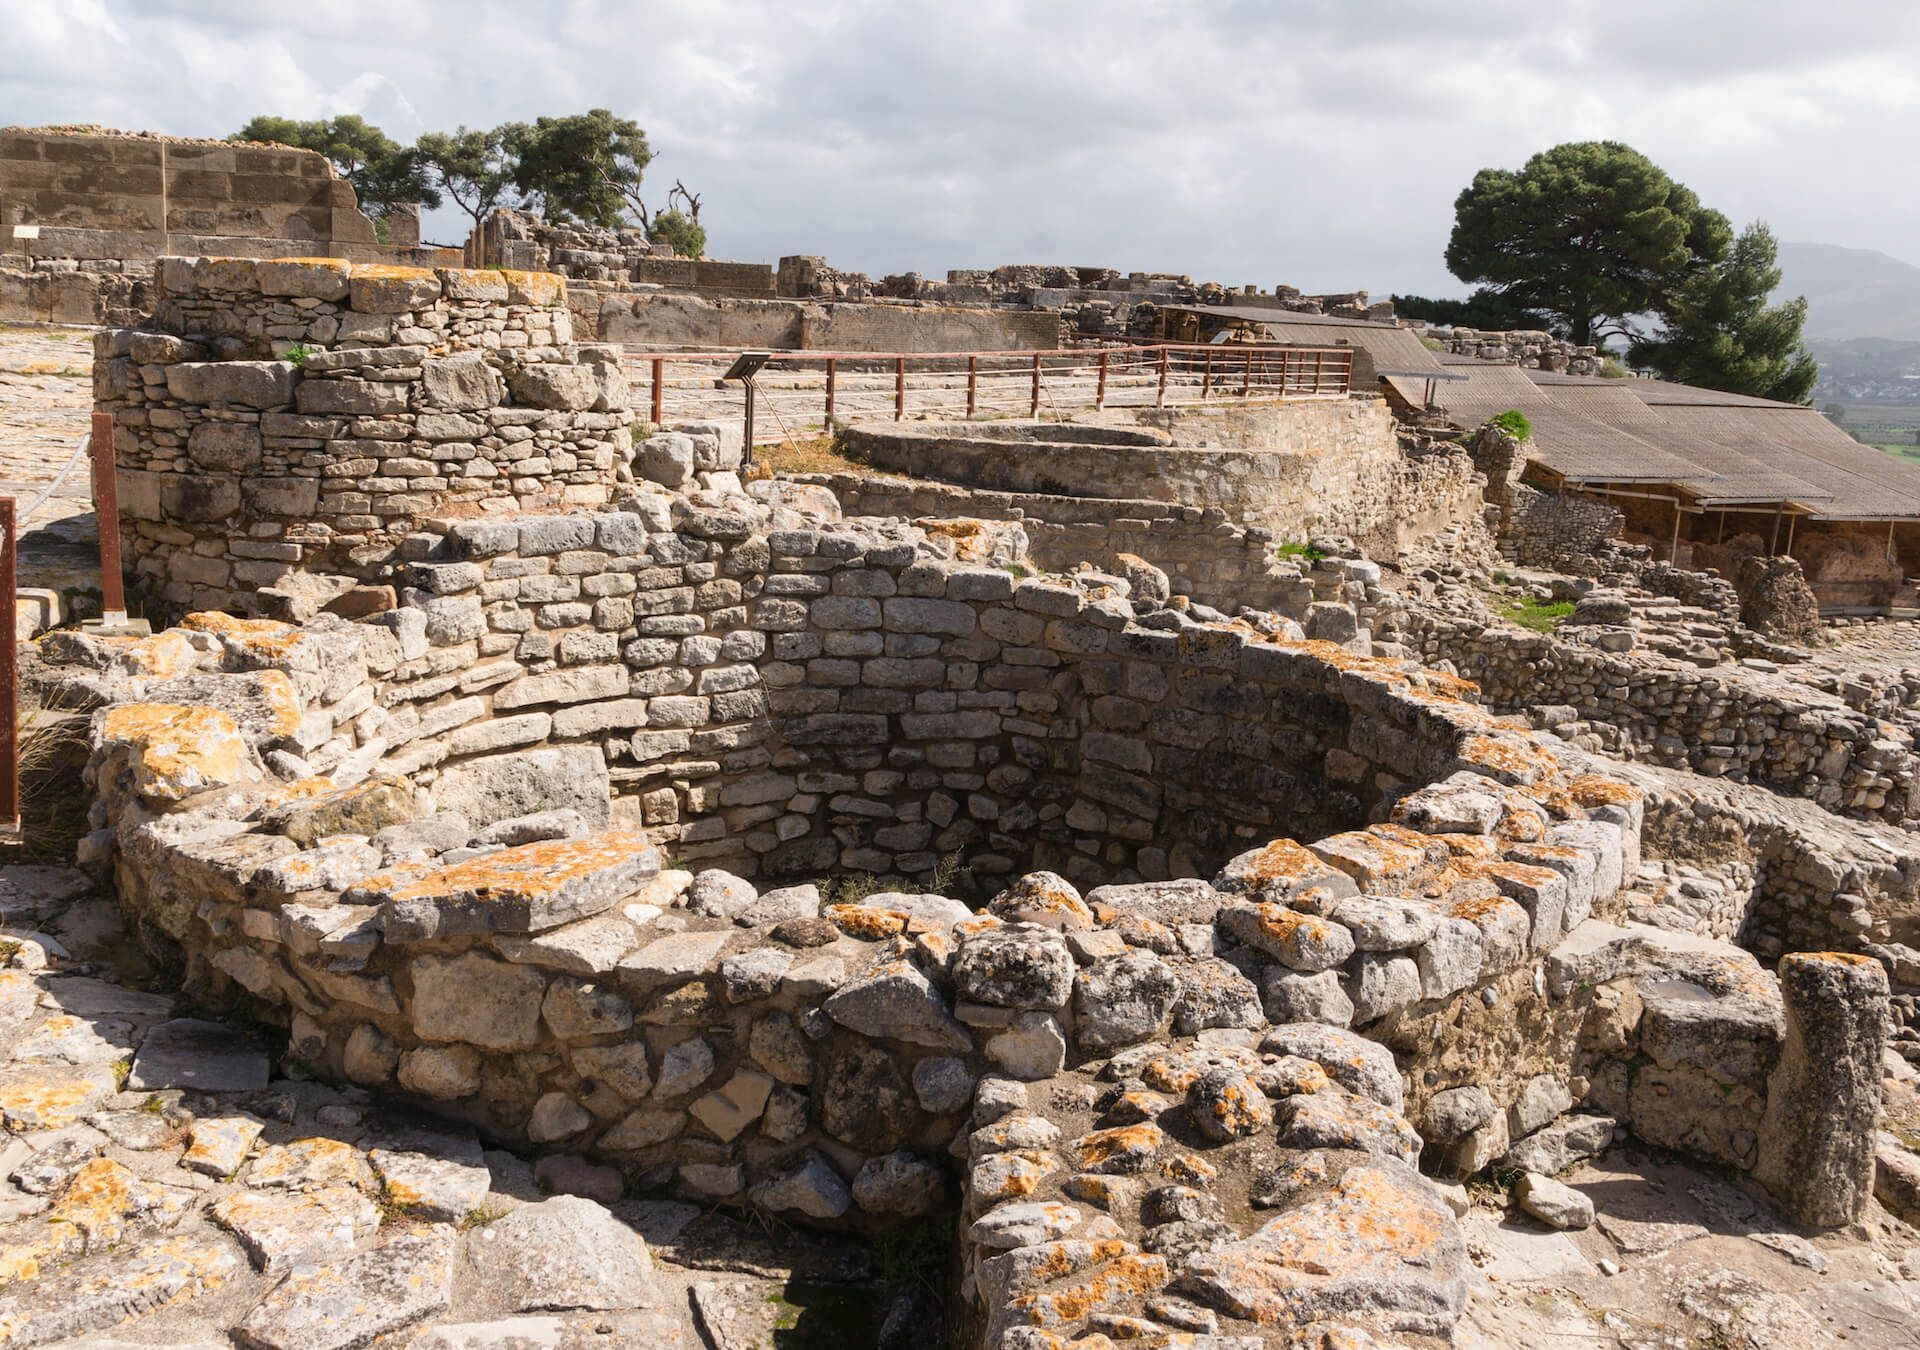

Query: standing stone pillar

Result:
[1754,952,1889,1227]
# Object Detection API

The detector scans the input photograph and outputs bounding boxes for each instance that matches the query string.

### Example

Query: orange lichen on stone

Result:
[1460,733,1560,786]
[98,703,256,802]
[1161,1153,1220,1184]
[115,630,199,678]
[1224,838,1320,890]
[46,1157,137,1249]
[1072,1123,1165,1172]
[824,904,907,939]
[990,882,1095,931]
[246,1137,375,1192]
[180,611,305,658]
[974,1150,1053,1203]
[1009,1252,1170,1328]
[952,914,1004,939]
[375,829,656,908]
[1568,774,1643,809]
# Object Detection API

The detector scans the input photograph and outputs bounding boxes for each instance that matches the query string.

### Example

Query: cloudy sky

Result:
[5,0,1918,294]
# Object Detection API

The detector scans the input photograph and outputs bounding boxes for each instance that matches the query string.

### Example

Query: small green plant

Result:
[1274,541,1328,561]
[1001,562,1034,579]
[1488,409,1532,440]
[283,344,314,368]
[821,873,880,906]
[1497,596,1574,632]
[460,1201,511,1230]
[1597,356,1629,379]
[926,850,969,897]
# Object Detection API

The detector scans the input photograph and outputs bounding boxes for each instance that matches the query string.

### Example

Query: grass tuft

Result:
[1498,597,1575,632]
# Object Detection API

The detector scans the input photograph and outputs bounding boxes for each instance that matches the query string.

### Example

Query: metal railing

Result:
[623,342,1354,442]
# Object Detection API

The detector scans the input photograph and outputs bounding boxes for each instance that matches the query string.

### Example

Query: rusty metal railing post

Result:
[1029,353,1041,417]
[1095,350,1108,409]
[89,411,127,626]
[824,357,836,423]
[893,357,905,421]
[649,358,664,426]
[0,496,18,836]
[1157,347,1168,407]
[1201,349,1213,399]
[1241,348,1253,398]
[967,357,978,416]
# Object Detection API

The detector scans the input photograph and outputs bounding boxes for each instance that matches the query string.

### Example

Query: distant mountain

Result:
[1777,241,1920,341]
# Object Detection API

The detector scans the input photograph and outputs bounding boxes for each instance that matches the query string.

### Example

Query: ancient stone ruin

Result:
[0,251,1913,1347]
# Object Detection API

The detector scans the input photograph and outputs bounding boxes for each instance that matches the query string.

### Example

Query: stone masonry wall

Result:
[1395,606,1920,824]
[92,256,632,616]
[373,511,1492,894]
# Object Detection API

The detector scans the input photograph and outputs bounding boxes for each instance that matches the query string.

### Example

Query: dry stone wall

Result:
[92,256,632,616]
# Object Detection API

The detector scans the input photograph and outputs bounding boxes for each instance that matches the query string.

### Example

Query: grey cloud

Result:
[2,0,1916,295]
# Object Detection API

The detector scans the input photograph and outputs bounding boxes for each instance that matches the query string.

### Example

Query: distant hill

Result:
[1777,241,1920,341]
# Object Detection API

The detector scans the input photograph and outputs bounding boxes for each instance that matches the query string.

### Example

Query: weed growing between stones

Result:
[1499,596,1575,632]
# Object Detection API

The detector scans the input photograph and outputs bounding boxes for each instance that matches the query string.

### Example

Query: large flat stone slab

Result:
[462,1195,656,1312]
[236,1228,456,1349]
[369,830,661,941]
[127,1017,271,1093]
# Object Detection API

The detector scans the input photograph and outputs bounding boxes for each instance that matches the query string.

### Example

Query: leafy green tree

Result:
[232,114,439,219]
[414,125,515,229]
[1629,223,1818,404]
[1445,141,1731,346]
[1391,291,1551,331]
[647,208,705,258]
[507,110,652,228]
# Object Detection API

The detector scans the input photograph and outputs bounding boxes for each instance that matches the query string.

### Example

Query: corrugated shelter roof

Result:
[1169,305,1447,405]
[1474,363,1920,518]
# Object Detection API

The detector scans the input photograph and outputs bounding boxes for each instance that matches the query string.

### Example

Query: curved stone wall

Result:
[92,256,633,616]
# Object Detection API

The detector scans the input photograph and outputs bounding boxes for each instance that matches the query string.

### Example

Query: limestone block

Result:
[1754,952,1889,1228]
[165,361,295,408]
[370,830,659,941]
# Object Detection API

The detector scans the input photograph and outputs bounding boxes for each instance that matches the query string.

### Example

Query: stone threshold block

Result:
[365,829,662,941]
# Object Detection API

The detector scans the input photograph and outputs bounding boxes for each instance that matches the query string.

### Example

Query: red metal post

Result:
[1030,353,1041,417]
[824,357,837,422]
[1241,348,1253,397]
[1095,350,1108,409]
[1157,347,1168,407]
[649,358,664,425]
[1314,349,1324,394]
[89,412,126,625]
[0,496,17,834]
[894,357,906,421]
[966,357,978,416]
[1202,349,1214,398]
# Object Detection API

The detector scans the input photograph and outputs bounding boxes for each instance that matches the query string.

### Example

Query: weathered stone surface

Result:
[369,1137,491,1223]
[211,1186,380,1273]
[410,953,549,1050]
[1515,1171,1593,1230]
[688,1069,774,1142]
[686,869,757,919]
[237,1228,455,1350]
[1258,968,1354,1027]
[985,1011,1068,1081]
[822,959,971,1051]
[1278,1089,1422,1165]
[987,871,1094,930]
[1221,903,1353,972]
[127,1018,269,1092]
[1260,1024,1403,1111]
[430,747,612,831]
[1754,952,1889,1228]
[1177,1158,1466,1335]
[0,1234,243,1346]
[852,1151,945,1216]
[1074,951,1179,1051]
[748,1151,851,1219]
[969,1200,1084,1250]
[183,1114,264,1177]
[1424,1086,1496,1144]
[1501,1114,1615,1174]
[95,704,258,802]
[913,1056,975,1114]
[464,1196,655,1311]
[955,926,1075,1009]
[372,830,661,940]
[1187,1068,1274,1142]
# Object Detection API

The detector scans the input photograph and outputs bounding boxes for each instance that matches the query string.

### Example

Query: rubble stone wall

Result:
[1399,608,1920,825]
[376,514,1490,893]
[1508,487,1626,569]
[92,256,632,616]
[586,290,1060,352]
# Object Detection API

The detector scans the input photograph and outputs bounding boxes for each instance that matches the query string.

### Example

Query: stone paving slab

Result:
[128,1018,271,1093]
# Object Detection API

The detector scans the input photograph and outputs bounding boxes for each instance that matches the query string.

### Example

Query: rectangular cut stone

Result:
[371,830,662,941]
